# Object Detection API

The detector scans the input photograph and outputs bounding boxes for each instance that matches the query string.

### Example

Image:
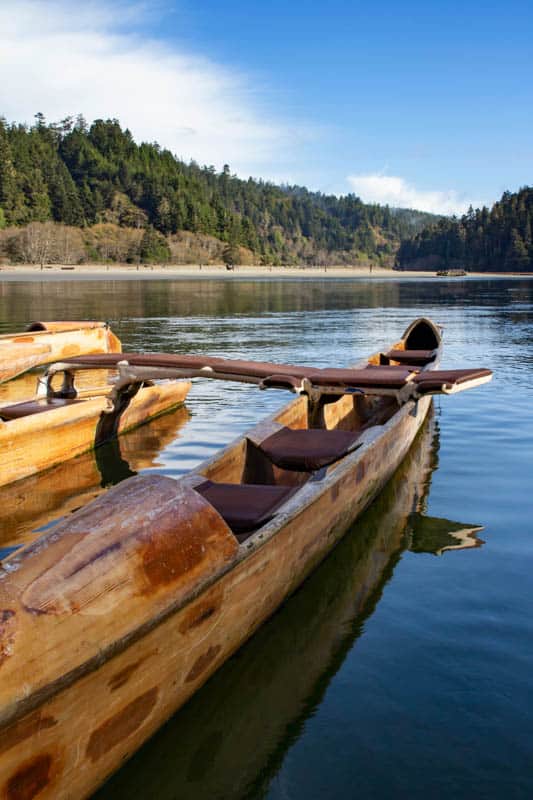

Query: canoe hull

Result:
[0,392,430,799]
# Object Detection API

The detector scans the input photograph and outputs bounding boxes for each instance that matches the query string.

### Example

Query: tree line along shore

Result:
[396,187,533,273]
[1,114,532,272]
[0,114,435,268]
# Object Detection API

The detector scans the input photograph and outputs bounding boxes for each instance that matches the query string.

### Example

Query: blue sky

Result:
[1,0,532,213]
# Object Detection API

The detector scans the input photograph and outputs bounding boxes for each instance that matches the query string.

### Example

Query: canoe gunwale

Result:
[0,322,109,342]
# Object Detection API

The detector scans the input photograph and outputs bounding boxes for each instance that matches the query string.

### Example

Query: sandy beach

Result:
[0,263,525,281]
[0,263,438,281]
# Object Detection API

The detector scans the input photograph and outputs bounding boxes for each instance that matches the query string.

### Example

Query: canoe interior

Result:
[197,315,442,500]
[199,390,400,491]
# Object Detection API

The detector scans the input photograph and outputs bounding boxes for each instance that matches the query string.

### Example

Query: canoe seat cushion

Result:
[386,349,436,366]
[257,427,361,471]
[195,480,297,535]
[413,368,493,394]
[0,398,84,421]
[311,367,412,389]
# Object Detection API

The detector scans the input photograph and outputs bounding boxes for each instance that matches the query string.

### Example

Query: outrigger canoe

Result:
[0,318,492,799]
[0,363,191,487]
[0,321,121,383]
[97,413,483,800]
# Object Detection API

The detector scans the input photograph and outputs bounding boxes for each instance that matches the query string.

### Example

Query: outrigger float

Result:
[0,321,121,384]
[0,318,491,799]
[0,362,191,487]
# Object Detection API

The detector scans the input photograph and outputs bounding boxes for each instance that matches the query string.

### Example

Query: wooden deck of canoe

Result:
[0,321,121,383]
[0,318,492,799]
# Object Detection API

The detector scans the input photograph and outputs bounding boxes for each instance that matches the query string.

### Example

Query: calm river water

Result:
[0,276,531,799]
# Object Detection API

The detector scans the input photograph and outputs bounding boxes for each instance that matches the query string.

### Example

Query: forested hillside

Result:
[0,114,436,266]
[397,188,533,272]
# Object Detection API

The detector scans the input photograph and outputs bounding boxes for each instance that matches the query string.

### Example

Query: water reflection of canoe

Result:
[0,321,121,383]
[0,362,191,487]
[0,406,191,551]
[95,414,483,800]
[0,318,491,799]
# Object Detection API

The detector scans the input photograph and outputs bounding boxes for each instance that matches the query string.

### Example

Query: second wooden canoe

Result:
[0,321,121,383]
[0,364,191,487]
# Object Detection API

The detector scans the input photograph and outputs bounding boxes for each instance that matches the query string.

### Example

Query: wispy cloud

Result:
[0,1,300,176]
[347,173,485,215]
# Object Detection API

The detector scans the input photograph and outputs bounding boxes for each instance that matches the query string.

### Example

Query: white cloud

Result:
[347,173,484,215]
[0,1,299,175]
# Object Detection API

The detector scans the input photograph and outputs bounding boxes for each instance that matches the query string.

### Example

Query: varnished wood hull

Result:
[0,320,447,799]
[97,414,440,800]
[0,380,191,488]
[0,322,121,384]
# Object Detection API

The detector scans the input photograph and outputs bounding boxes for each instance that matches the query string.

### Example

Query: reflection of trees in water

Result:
[95,415,483,800]
[1,278,530,347]
[0,279,403,326]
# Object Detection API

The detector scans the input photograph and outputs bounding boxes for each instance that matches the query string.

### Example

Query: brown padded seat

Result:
[61,352,227,370]
[211,360,317,379]
[386,349,436,366]
[62,352,318,379]
[413,368,492,393]
[0,398,84,421]
[61,354,412,390]
[258,427,361,471]
[195,480,297,535]
[310,367,412,388]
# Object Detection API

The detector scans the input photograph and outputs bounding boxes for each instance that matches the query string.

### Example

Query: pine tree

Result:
[506,229,529,271]
[140,226,170,263]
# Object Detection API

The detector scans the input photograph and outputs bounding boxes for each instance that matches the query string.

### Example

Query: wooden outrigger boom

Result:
[0,318,492,799]
[0,321,121,383]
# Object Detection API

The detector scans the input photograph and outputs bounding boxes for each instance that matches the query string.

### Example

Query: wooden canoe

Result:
[0,321,121,384]
[0,318,491,799]
[0,363,191,487]
[96,412,483,800]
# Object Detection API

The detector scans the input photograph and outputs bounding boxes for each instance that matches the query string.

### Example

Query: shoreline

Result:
[0,263,530,281]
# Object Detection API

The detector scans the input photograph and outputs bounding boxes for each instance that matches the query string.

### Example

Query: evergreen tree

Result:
[222,240,240,267]
[140,226,170,263]
[506,229,529,270]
